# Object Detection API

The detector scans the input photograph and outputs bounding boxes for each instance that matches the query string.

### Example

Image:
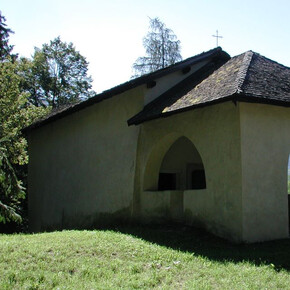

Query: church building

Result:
[25,47,290,243]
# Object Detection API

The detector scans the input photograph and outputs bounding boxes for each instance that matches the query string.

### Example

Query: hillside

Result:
[1,226,290,289]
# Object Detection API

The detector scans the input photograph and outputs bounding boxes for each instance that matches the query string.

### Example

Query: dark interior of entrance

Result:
[158,137,206,191]
[158,173,177,190]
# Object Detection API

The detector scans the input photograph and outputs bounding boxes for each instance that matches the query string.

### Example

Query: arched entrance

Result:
[158,137,206,191]
[141,136,206,223]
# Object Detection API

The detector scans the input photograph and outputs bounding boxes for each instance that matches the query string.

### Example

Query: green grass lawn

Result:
[0,225,290,289]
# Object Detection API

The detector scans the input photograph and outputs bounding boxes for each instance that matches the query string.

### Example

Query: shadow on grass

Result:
[109,224,290,272]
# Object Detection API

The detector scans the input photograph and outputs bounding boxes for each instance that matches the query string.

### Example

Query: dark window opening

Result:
[158,173,176,190]
[191,170,206,189]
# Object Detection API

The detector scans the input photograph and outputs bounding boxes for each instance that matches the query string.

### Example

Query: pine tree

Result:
[0,11,14,61]
[132,17,182,78]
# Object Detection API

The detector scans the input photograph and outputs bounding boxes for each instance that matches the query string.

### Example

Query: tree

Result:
[0,11,14,61]
[0,60,48,224]
[132,17,182,78]
[0,138,24,224]
[0,12,48,227]
[22,37,95,108]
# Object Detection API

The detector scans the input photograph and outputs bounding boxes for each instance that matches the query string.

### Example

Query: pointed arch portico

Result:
[134,102,245,242]
[143,135,206,192]
[140,133,207,223]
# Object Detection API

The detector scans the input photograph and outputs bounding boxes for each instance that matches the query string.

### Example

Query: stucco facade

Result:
[134,101,290,243]
[28,86,144,231]
[240,103,290,242]
[28,98,290,243]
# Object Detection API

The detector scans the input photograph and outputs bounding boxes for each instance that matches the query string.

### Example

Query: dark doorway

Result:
[191,170,206,189]
[158,173,177,190]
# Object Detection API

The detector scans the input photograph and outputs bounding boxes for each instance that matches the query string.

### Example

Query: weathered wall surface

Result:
[139,190,183,222]
[240,103,290,242]
[134,101,243,242]
[28,87,144,231]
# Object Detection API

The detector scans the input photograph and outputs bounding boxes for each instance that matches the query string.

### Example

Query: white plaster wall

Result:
[183,189,209,228]
[140,191,170,221]
[140,190,183,223]
[240,102,290,242]
[135,101,243,242]
[28,87,144,231]
[144,60,209,105]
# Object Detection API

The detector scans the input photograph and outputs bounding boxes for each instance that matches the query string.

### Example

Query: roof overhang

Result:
[23,47,230,133]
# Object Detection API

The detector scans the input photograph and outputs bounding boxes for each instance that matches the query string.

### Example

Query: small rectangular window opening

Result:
[191,170,206,189]
[158,173,177,190]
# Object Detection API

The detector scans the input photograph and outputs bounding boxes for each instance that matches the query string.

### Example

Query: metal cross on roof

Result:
[212,30,223,47]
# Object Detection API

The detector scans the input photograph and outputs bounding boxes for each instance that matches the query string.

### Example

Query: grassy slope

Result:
[0,226,290,289]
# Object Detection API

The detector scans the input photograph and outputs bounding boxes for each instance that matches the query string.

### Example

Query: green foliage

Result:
[0,12,14,61]
[22,36,95,108]
[132,17,182,78]
[0,13,93,226]
[0,228,290,289]
[0,60,49,224]
[0,138,24,224]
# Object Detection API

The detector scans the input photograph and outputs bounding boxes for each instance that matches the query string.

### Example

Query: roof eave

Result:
[129,93,290,126]
[128,95,236,125]
[24,47,230,133]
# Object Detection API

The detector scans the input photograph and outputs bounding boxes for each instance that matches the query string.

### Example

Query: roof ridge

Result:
[235,51,254,94]
[128,59,227,125]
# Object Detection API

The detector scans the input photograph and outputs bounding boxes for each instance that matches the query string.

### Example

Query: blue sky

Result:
[2,0,290,92]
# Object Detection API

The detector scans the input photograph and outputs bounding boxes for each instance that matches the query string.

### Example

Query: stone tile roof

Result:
[128,51,290,125]
[242,52,290,102]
